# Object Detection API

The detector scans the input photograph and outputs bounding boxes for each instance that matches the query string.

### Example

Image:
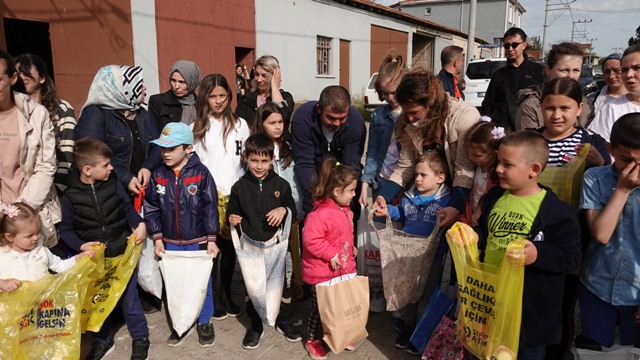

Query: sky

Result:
[373,0,639,57]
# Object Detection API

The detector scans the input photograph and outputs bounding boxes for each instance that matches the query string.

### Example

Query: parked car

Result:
[579,64,598,95]
[364,72,385,110]
[463,58,508,108]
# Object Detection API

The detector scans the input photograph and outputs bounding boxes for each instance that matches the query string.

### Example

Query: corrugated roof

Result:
[331,0,488,44]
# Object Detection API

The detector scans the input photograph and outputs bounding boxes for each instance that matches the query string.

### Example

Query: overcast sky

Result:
[373,0,639,56]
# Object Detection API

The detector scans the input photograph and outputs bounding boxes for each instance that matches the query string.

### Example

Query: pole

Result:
[542,0,549,59]
[466,0,477,66]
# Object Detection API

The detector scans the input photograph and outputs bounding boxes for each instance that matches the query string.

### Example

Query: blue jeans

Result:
[165,242,214,324]
[96,269,149,342]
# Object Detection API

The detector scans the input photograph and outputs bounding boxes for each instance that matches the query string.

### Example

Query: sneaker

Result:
[345,342,356,351]
[86,340,115,360]
[212,307,228,321]
[166,327,193,347]
[394,329,412,349]
[406,343,420,355]
[141,300,160,314]
[242,328,264,350]
[275,319,302,342]
[227,301,241,317]
[197,322,215,347]
[131,337,150,360]
[305,340,328,360]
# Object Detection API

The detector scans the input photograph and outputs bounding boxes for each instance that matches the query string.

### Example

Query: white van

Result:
[463,58,507,108]
[364,72,386,110]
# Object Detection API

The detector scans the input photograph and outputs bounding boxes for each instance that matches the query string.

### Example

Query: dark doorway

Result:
[3,18,55,81]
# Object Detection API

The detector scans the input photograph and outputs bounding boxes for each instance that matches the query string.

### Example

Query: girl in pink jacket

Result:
[302,158,358,359]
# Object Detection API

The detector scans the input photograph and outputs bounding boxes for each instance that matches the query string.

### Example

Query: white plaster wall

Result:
[131,0,160,99]
[255,0,412,102]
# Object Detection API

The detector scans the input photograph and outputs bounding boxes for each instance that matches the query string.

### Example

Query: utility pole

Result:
[542,0,575,59]
[612,47,624,53]
[466,0,477,66]
[586,38,597,65]
[571,19,592,42]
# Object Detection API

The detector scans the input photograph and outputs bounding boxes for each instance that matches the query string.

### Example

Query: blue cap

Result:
[151,122,194,148]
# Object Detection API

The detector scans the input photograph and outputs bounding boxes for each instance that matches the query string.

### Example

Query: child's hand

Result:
[510,240,538,265]
[330,255,341,271]
[575,144,605,167]
[154,241,165,257]
[132,223,147,244]
[207,242,220,258]
[353,246,358,257]
[75,250,95,260]
[266,207,286,227]
[373,205,389,217]
[80,241,102,252]
[373,196,387,212]
[618,161,640,191]
[229,214,242,226]
[0,279,21,292]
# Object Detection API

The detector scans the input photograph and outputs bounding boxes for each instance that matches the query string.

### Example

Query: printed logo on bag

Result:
[274,191,280,198]
[156,184,166,195]
[365,249,380,261]
[457,275,495,347]
[187,184,198,195]
[343,302,363,320]
[20,298,73,330]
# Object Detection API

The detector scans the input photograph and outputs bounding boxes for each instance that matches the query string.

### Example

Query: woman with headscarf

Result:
[76,65,161,196]
[149,60,201,131]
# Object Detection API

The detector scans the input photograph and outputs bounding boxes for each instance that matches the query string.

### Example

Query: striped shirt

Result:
[547,128,584,167]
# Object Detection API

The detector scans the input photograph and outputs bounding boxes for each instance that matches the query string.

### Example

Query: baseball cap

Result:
[150,122,194,148]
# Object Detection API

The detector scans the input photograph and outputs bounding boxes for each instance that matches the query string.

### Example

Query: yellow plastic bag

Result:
[218,193,231,240]
[538,143,589,207]
[446,222,525,360]
[81,237,142,333]
[0,256,95,360]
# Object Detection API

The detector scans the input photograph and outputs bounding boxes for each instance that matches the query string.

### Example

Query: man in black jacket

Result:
[481,27,544,129]
[436,45,465,99]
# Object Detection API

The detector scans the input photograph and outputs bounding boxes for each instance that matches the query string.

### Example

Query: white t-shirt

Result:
[191,116,250,195]
[588,95,640,142]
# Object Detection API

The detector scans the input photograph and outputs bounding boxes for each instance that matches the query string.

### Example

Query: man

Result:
[292,85,367,216]
[481,27,544,129]
[436,45,465,99]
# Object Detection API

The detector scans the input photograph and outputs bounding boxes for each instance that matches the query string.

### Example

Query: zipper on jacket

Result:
[174,175,182,244]
[90,184,108,240]
[258,179,263,192]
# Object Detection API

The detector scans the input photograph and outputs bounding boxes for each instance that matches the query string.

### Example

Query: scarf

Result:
[170,60,201,125]
[81,65,144,115]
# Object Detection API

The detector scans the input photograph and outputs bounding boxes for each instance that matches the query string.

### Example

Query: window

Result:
[317,35,332,75]
[425,7,431,16]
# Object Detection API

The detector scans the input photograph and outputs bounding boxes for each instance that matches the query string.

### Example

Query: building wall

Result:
[0,0,135,111]
[255,0,412,102]
[154,0,255,107]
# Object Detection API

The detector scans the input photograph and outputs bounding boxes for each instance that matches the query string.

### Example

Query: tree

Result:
[629,25,640,46]
[527,35,542,51]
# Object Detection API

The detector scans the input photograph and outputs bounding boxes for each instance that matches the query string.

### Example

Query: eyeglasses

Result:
[502,42,523,49]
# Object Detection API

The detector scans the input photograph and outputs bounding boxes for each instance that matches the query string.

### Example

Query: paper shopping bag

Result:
[0,256,95,360]
[160,250,214,336]
[316,274,370,354]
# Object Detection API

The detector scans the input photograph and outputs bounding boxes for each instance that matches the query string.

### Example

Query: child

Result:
[0,202,92,292]
[144,122,220,347]
[227,133,299,349]
[374,151,452,354]
[461,119,503,226]
[359,51,407,208]
[579,112,640,348]
[475,131,582,359]
[539,77,610,168]
[302,158,359,360]
[59,138,149,360]
[192,73,250,319]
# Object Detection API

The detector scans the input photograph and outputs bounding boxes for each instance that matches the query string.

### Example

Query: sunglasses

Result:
[502,42,523,49]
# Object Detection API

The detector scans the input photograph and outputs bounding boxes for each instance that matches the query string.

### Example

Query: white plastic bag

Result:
[572,346,640,360]
[159,250,214,336]
[356,206,386,312]
[137,236,163,299]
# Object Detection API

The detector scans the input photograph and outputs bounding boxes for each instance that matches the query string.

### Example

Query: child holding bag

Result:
[301,158,359,360]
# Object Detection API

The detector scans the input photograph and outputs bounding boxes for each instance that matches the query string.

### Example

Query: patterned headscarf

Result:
[170,60,201,125]
[81,65,145,114]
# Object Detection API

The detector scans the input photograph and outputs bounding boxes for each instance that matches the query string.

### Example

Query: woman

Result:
[586,53,627,120]
[15,53,77,193]
[0,51,59,247]
[515,42,593,130]
[76,65,161,196]
[235,55,294,133]
[148,60,201,131]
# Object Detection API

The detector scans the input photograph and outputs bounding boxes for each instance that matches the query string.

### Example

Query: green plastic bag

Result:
[446,222,525,360]
[0,256,95,359]
[80,237,142,333]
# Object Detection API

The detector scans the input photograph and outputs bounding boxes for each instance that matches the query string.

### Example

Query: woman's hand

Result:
[359,182,370,208]
[138,168,151,188]
[229,214,242,226]
[271,66,282,90]
[372,195,387,212]
[576,143,604,167]
[435,206,461,228]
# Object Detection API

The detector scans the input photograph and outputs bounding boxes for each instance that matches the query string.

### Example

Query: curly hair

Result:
[396,68,450,148]
[15,54,61,123]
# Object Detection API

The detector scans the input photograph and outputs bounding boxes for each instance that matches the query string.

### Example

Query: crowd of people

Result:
[0,25,639,360]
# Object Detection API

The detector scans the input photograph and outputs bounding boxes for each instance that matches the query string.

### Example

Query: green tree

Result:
[629,25,640,46]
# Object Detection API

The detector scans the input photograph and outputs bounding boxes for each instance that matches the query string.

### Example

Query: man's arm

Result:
[292,104,318,214]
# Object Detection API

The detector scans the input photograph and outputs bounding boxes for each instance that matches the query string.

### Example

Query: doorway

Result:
[3,18,55,81]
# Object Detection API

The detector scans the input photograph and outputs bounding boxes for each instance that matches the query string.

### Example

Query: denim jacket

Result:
[361,105,396,189]
[580,165,640,306]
